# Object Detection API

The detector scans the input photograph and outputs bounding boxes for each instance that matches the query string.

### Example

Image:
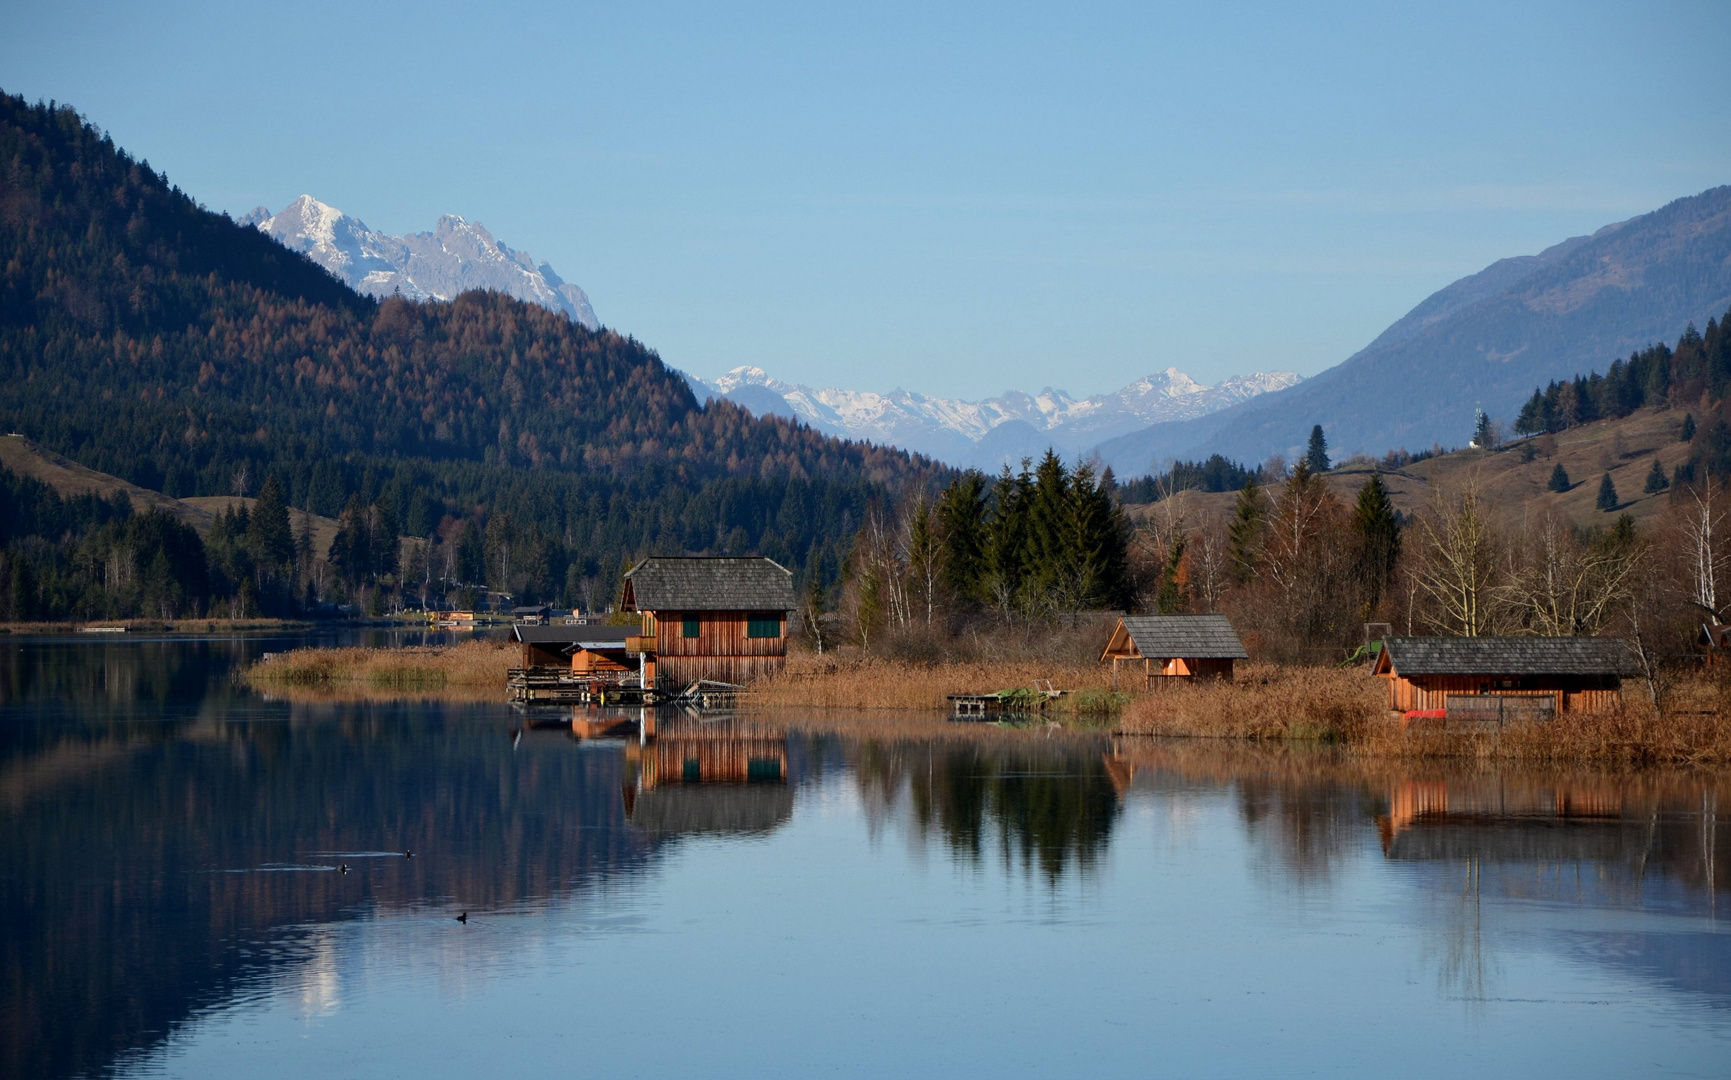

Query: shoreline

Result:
[0,618,319,635]
[239,643,1731,766]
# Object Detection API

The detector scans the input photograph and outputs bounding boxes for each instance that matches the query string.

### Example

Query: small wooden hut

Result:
[512,623,635,672]
[620,557,797,691]
[1100,614,1248,686]
[1374,636,1635,721]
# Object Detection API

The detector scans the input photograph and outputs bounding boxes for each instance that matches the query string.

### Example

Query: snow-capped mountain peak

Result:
[245,196,598,329]
[694,365,1303,469]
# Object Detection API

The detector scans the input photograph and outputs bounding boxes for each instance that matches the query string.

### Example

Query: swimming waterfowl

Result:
[456,912,467,923]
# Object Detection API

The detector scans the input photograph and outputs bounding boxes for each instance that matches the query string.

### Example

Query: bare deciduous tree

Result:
[1505,512,1641,636]
[1411,481,1503,636]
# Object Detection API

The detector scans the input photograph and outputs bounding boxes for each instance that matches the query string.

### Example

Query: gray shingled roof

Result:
[1382,636,1639,676]
[624,557,796,613]
[1121,615,1248,659]
[513,624,634,648]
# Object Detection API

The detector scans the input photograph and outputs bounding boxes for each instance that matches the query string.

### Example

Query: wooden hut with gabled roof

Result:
[621,556,797,691]
[1373,636,1637,722]
[1100,614,1249,686]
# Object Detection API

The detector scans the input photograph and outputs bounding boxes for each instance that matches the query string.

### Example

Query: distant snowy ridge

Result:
[241,195,598,329]
[693,365,1302,469]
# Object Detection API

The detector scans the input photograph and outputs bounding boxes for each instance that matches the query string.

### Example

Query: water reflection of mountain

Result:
[7,637,1730,1078]
[0,703,664,1080]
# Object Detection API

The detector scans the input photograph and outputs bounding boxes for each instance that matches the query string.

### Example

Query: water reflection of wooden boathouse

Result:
[1374,636,1635,724]
[620,557,797,694]
[1100,614,1248,686]
[623,719,792,834]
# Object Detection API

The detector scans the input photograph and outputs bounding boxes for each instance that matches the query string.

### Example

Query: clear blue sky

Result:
[4,1,1728,398]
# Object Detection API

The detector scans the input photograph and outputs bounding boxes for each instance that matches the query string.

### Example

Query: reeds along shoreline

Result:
[747,652,1126,714]
[1118,661,1731,766]
[245,639,514,702]
[238,641,1731,765]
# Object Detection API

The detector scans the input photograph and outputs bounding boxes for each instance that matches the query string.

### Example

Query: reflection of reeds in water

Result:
[244,640,513,703]
[1107,736,1730,898]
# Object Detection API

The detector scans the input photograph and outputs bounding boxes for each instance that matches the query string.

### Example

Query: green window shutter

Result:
[747,616,781,639]
[682,617,701,638]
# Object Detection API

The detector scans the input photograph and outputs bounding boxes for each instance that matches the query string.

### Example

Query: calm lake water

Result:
[2,635,1728,1079]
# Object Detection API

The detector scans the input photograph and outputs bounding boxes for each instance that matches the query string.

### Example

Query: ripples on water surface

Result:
[1,635,1727,1078]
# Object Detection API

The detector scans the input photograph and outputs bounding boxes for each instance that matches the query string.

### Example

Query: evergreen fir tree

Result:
[1596,472,1619,512]
[1472,409,1494,449]
[938,471,989,603]
[1682,413,1697,442]
[329,495,370,587]
[1353,472,1401,611]
[1547,463,1571,492]
[1514,389,1545,435]
[373,496,401,580]
[1644,458,1669,494]
[985,462,1032,610]
[1227,479,1266,583]
[1064,461,1131,611]
[1024,450,1071,604]
[1305,425,1330,472]
[245,474,294,568]
[1065,461,1107,608]
[455,519,486,585]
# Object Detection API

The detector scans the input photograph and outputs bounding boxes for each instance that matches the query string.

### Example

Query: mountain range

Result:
[241,195,599,329]
[0,90,934,595]
[693,186,1731,477]
[1092,185,1731,475]
[694,365,1302,470]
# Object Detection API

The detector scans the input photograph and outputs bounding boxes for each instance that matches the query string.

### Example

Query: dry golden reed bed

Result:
[242,641,1731,765]
[245,639,513,702]
[749,651,1123,713]
[1119,661,1731,766]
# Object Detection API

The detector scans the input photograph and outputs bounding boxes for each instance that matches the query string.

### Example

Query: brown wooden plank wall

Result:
[1387,674,1621,713]
[650,610,786,658]
[657,654,786,687]
[571,649,629,674]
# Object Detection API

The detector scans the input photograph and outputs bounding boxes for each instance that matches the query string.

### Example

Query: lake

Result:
[2,634,1727,1078]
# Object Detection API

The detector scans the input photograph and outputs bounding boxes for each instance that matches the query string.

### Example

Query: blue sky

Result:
[4,1,1728,398]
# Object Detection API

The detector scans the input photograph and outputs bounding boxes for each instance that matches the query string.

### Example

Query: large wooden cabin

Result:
[620,557,797,691]
[1100,614,1248,686]
[1374,636,1635,722]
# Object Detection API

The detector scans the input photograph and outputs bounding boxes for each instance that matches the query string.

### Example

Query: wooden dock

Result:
[947,683,1068,719]
[507,667,647,705]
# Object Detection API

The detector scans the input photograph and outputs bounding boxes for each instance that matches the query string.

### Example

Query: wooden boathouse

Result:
[513,623,635,671]
[620,556,797,693]
[1374,636,1636,723]
[1100,614,1248,686]
[509,624,640,702]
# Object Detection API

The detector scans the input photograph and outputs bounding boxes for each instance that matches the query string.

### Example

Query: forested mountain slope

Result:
[0,93,941,604]
[1097,185,1731,475]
